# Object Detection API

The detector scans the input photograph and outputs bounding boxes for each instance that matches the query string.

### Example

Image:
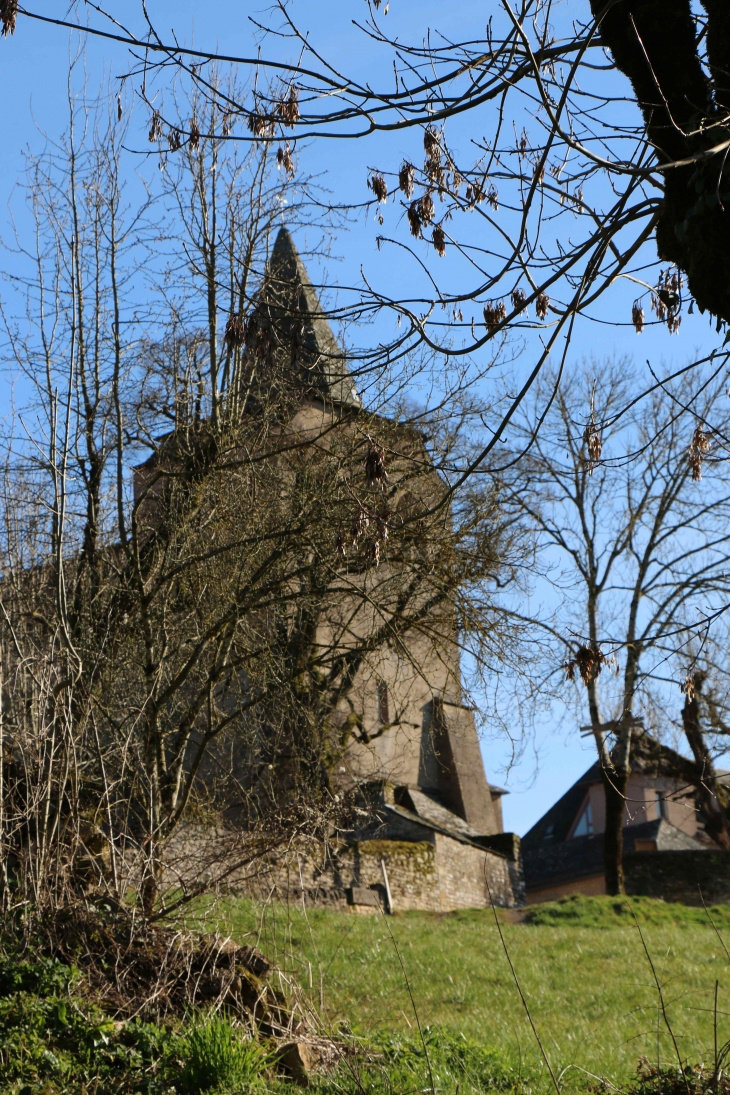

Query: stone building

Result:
[137,226,524,911]
[251,699,525,912]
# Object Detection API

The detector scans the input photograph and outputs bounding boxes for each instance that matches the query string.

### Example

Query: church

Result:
[140,227,525,911]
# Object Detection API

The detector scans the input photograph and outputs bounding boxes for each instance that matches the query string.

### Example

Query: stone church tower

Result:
[137,227,524,909]
[244,228,524,910]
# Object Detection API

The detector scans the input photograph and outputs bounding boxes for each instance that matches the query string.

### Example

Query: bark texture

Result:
[590,0,730,321]
[601,762,628,894]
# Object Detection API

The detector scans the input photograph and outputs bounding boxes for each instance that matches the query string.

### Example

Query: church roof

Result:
[247,227,361,408]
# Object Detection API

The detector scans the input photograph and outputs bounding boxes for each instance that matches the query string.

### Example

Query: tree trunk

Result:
[588,0,730,323]
[682,676,730,849]
[600,761,628,895]
[140,844,163,919]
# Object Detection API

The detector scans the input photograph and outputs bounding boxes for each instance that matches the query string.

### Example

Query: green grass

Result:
[5,895,730,1094]
[181,1010,272,1091]
[523,894,730,928]
[208,895,730,1091]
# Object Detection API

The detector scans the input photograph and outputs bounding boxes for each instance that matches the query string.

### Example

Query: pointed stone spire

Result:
[245,227,360,407]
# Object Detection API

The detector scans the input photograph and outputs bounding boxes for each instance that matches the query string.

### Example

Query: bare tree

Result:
[11,10,730,867]
[0,78,526,919]
[502,359,730,893]
[9,0,730,413]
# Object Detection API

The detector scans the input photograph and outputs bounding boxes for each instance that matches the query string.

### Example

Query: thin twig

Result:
[380,911,436,1095]
[485,868,561,1095]
[701,887,730,966]
[627,902,690,1095]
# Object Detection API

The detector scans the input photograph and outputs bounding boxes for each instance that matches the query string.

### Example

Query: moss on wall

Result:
[358,840,434,859]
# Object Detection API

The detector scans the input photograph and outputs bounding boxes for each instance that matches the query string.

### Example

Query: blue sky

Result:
[0,1,724,835]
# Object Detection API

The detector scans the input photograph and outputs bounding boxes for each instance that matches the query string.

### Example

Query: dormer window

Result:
[377,681,390,725]
[572,799,594,837]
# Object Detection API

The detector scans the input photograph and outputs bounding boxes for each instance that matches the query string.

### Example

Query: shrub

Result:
[0,946,182,1094]
[614,1058,730,1095]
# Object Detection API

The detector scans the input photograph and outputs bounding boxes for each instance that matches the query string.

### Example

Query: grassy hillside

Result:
[210,895,730,1089]
[4,896,730,1094]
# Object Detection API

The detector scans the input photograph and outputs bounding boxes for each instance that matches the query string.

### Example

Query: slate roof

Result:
[401,787,486,840]
[245,227,361,408]
[381,797,509,857]
[352,782,509,855]
[521,760,601,850]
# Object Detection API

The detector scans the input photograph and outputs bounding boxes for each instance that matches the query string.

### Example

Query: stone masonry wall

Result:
[435,833,522,908]
[164,819,525,910]
[352,840,438,910]
[625,850,730,905]
[225,832,523,910]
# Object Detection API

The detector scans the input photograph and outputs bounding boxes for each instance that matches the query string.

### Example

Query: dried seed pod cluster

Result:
[688,424,711,481]
[424,126,444,188]
[365,441,389,489]
[535,292,550,320]
[423,126,440,159]
[368,173,388,203]
[224,312,245,351]
[432,225,446,257]
[277,146,295,177]
[276,84,300,127]
[680,673,696,702]
[189,117,201,150]
[407,193,435,237]
[631,302,645,333]
[148,112,164,143]
[651,269,682,333]
[483,301,507,333]
[350,507,369,546]
[168,128,182,153]
[564,643,609,685]
[511,288,526,311]
[1,0,17,36]
[341,504,390,567]
[247,111,275,139]
[583,421,602,474]
[465,180,485,206]
[399,161,416,198]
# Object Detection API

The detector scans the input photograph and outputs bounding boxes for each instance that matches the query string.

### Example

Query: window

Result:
[572,799,594,837]
[377,681,390,725]
[655,790,667,820]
